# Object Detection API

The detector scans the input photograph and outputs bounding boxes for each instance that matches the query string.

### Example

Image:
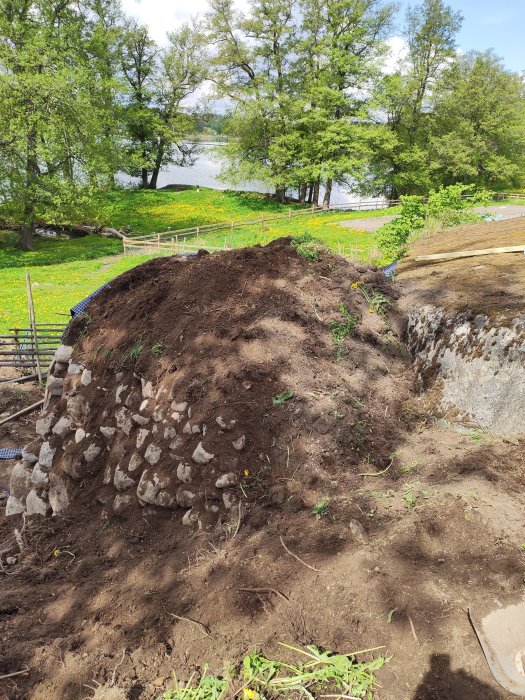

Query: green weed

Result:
[151,342,166,356]
[129,343,144,360]
[291,233,326,262]
[312,499,330,517]
[329,304,358,358]
[356,284,389,316]
[272,391,294,405]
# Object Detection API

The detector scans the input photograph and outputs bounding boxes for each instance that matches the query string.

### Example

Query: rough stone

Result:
[182,508,198,526]
[152,409,165,422]
[5,495,25,516]
[75,428,86,443]
[155,491,177,508]
[83,444,101,464]
[136,428,150,449]
[61,454,86,480]
[128,453,142,472]
[124,389,142,409]
[100,426,116,440]
[113,494,134,515]
[176,486,195,508]
[164,427,177,440]
[115,407,133,435]
[171,411,183,423]
[216,416,237,431]
[171,401,188,413]
[183,421,192,434]
[67,363,83,375]
[192,442,214,464]
[39,441,56,470]
[80,369,92,386]
[132,414,150,426]
[349,519,368,543]
[215,472,238,489]
[67,394,90,424]
[136,469,168,505]
[144,443,162,465]
[36,412,56,437]
[54,345,74,363]
[114,465,135,491]
[141,379,154,399]
[26,489,49,516]
[21,443,39,465]
[31,463,49,486]
[169,436,183,451]
[222,491,238,509]
[9,462,32,499]
[232,435,246,451]
[115,384,128,404]
[176,462,192,483]
[191,424,201,434]
[140,399,149,412]
[48,474,70,514]
[52,416,72,438]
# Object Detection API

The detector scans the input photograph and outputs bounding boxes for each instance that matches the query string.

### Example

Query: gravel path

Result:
[337,204,525,233]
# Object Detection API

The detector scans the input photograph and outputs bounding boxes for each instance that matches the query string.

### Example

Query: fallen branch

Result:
[408,615,420,646]
[415,244,525,263]
[238,587,289,603]
[358,458,393,478]
[166,611,210,636]
[0,669,30,681]
[0,400,44,427]
[280,536,320,572]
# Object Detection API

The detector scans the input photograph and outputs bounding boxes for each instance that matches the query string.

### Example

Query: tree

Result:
[0,0,125,250]
[428,51,525,190]
[121,21,208,189]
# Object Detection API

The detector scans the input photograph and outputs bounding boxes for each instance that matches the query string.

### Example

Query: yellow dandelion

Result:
[242,690,259,700]
[369,308,375,313]
[244,468,250,477]
[351,281,361,288]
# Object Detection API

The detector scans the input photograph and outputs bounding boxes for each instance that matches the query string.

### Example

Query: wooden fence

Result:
[0,325,65,371]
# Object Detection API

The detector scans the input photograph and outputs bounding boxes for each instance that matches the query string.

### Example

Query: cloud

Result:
[382,36,409,74]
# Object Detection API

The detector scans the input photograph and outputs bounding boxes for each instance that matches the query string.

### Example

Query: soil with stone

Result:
[0,238,523,700]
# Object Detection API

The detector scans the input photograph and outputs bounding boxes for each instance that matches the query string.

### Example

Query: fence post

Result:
[157,233,160,251]
[288,209,292,219]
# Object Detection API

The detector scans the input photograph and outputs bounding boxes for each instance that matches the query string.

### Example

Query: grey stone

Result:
[164,426,177,440]
[136,469,169,504]
[232,435,246,451]
[21,444,39,465]
[36,412,56,437]
[144,443,162,465]
[192,442,214,464]
[182,508,198,526]
[183,421,192,434]
[9,462,32,499]
[39,441,56,470]
[113,494,134,515]
[67,394,90,424]
[136,428,150,449]
[80,369,92,386]
[155,491,177,509]
[176,462,192,484]
[5,495,25,516]
[83,444,101,464]
[176,486,195,508]
[141,378,154,399]
[61,454,85,480]
[140,399,149,412]
[349,519,368,543]
[115,407,133,435]
[222,491,238,509]
[48,475,69,514]
[54,345,73,363]
[216,416,237,431]
[26,489,49,516]
[100,426,116,440]
[169,436,183,451]
[67,363,83,375]
[31,463,49,486]
[171,401,188,413]
[132,414,150,426]
[115,384,128,404]
[191,424,201,434]
[6,556,18,565]
[75,428,86,443]
[171,411,184,423]
[152,409,165,422]
[215,472,238,489]
[52,416,72,438]
[128,453,142,472]
[114,465,135,491]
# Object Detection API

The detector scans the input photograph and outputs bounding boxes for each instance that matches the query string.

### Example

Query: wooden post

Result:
[25,270,42,382]
[311,203,315,213]
[261,215,264,232]
[288,209,292,219]
[157,233,160,251]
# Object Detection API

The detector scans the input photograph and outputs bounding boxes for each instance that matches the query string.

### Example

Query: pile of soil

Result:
[2,238,523,700]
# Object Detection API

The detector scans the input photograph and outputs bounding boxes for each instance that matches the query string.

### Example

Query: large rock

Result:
[26,489,50,516]
[47,376,64,397]
[5,495,25,516]
[67,395,90,424]
[54,345,74,363]
[114,465,135,491]
[52,416,72,438]
[9,462,32,499]
[39,441,56,470]
[36,412,56,437]
[31,463,49,486]
[144,443,162,465]
[48,474,70,514]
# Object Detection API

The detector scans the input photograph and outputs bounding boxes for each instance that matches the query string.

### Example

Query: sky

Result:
[121,0,525,74]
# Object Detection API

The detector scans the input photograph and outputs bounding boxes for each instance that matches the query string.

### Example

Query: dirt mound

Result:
[6,238,412,525]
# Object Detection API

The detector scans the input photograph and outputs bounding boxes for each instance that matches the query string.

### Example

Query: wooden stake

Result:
[415,244,525,262]
[25,270,42,382]
[0,400,44,427]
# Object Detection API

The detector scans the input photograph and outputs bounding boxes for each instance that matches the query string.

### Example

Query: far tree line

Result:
[0,0,524,249]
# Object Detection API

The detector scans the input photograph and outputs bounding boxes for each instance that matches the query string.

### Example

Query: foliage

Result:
[330,305,358,352]
[376,183,490,259]
[312,499,330,517]
[161,643,388,700]
[357,285,390,316]
[272,391,295,405]
[291,234,327,262]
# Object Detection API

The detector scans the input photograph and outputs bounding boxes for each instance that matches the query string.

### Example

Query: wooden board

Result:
[415,245,525,262]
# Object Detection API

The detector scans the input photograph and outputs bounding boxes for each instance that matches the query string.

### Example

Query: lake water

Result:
[121,144,383,207]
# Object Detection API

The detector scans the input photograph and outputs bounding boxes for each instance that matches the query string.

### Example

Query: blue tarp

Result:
[0,448,22,460]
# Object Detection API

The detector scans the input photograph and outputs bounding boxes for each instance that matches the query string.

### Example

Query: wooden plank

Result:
[0,400,44,426]
[414,245,525,262]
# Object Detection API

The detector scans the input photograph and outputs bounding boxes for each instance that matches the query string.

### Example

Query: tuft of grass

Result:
[161,642,388,700]
[128,343,144,360]
[329,304,358,358]
[272,391,294,406]
[151,342,166,356]
[312,499,330,517]
[353,283,389,316]
[291,233,327,262]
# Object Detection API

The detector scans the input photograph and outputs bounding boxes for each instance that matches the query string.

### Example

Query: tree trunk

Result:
[18,223,35,251]
[312,180,320,207]
[299,184,307,205]
[306,184,314,204]
[148,168,160,190]
[148,140,165,190]
[275,188,286,204]
[322,179,333,209]
[141,168,149,189]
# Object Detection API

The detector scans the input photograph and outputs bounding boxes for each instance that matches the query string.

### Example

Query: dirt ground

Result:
[0,238,524,700]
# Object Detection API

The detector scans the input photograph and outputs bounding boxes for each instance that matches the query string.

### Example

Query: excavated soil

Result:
[0,238,524,700]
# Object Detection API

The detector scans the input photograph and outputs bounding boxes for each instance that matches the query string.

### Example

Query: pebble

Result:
[177,462,192,483]
[128,453,142,472]
[141,379,154,399]
[80,369,92,386]
[215,472,238,488]
[136,428,150,449]
[83,444,101,464]
[144,443,162,465]
[75,428,86,443]
[216,416,236,430]
[232,435,246,451]
[115,384,128,404]
[171,401,188,413]
[192,442,214,464]
[133,414,150,426]
[6,556,17,566]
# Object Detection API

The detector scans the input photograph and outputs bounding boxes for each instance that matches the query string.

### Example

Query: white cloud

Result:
[382,36,409,74]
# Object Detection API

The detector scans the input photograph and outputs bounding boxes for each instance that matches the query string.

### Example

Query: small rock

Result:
[75,428,86,443]
[171,411,183,423]
[114,465,135,491]
[191,424,201,434]
[115,384,128,404]
[349,519,368,544]
[232,435,246,451]
[80,369,92,386]
[242,381,252,390]
[113,494,134,515]
[176,486,195,508]
[128,453,142,472]
[169,436,183,451]
[48,474,70,514]
[164,426,177,440]
[39,441,56,470]
[437,558,445,564]
[183,421,192,434]
[6,556,18,565]
[176,462,192,483]
[141,378,154,399]
[5,495,25,516]
[9,462,32,498]
[25,489,49,516]
[132,414,150,426]
[36,412,56,437]
[55,345,74,363]
[222,491,237,509]
[52,416,72,438]
[31,463,49,486]
[115,407,133,435]
[67,394,90,424]
[171,401,188,413]
[216,416,237,430]
[67,363,83,375]
[144,443,162,465]
[192,442,214,465]
[152,409,165,423]
[21,443,39,465]
[215,472,238,488]
[136,428,150,449]
[100,426,116,440]
[140,399,149,412]
[182,508,197,526]
[83,444,101,464]
[152,677,166,688]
